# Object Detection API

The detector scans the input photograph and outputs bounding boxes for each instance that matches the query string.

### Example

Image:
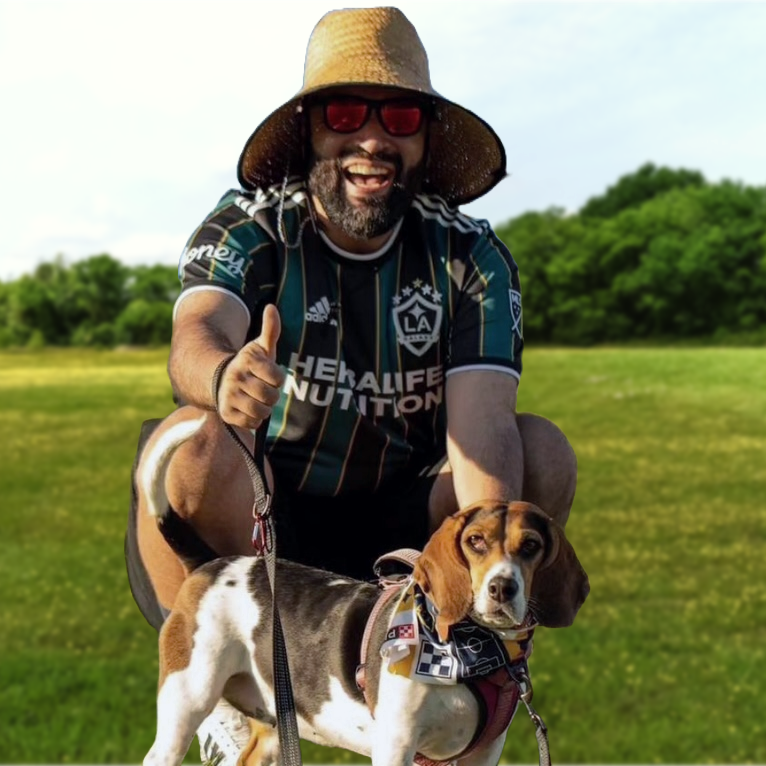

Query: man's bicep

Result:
[173,288,251,350]
[446,369,519,434]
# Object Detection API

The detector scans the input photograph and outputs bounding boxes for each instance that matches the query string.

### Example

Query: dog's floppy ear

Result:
[413,506,478,642]
[530,517,590,628]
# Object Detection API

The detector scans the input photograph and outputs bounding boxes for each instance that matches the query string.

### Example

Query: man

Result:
[127,7,577,765]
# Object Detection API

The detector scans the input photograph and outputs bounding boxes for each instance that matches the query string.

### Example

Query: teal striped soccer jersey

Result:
[176,182,523,497]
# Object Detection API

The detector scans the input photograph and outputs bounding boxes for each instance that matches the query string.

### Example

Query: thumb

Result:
[256,303,281,360]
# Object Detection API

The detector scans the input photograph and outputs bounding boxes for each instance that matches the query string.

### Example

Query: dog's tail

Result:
[138,413,220,571]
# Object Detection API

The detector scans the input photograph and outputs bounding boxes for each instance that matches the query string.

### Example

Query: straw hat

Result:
[237,7,507,206]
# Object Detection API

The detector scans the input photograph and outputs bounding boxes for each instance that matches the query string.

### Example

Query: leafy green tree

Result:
[580,163,705,219]
[0,254,181,347]
[610,182,766,337]
[114,299,173,346]
[5,275,62,345]
[126,264,181,304]
[0,281,11,347]
[68,254,129,330]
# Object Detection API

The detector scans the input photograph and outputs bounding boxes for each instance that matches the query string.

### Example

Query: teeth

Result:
[346,164,389,176]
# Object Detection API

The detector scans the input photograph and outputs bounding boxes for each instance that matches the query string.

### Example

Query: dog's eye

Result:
[467,534,488,553]
[520,538,542,557]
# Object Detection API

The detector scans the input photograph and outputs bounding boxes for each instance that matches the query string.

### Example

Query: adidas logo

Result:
[305,296,338,326]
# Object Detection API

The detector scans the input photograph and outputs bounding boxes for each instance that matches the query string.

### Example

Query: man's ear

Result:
[529,519,589,628]
[413,505,479,642]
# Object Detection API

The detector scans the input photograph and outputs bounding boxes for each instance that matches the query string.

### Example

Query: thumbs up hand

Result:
[216,304,286,429]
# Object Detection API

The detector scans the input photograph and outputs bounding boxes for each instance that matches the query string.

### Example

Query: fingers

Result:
[218,358,285,429]
[217,304,286,429]
[238,341,285,388]
[256,304,281,360]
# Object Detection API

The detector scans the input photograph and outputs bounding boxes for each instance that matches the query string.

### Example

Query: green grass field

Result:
[1,346,764,764]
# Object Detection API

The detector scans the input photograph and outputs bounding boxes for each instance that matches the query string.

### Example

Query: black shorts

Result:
[271,472,435,582]
[125,418,438,629]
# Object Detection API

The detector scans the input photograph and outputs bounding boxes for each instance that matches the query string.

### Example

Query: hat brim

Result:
[236,84,506,207]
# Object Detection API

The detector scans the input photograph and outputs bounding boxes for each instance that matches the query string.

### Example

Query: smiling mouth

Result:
[342,162,394,192]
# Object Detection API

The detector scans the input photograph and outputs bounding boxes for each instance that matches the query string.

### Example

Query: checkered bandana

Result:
[381,583,534,685]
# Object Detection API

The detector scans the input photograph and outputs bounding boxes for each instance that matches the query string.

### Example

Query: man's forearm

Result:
[444,370,524,510]
[446,409,524,508]
[167,292,250,409]
[168,318,240,409]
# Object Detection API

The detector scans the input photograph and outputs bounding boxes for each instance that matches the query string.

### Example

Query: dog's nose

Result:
[488,576,518,603]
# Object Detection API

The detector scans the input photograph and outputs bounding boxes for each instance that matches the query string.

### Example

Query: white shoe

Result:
[197,700,252,766]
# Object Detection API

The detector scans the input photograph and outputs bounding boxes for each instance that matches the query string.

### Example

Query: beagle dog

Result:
[141,417,589,766]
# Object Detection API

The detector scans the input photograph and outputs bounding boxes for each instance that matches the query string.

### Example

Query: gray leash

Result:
[213,357,302,766]
[510,663,551,766]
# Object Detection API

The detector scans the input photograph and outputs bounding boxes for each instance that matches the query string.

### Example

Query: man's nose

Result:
[352,111,395,153]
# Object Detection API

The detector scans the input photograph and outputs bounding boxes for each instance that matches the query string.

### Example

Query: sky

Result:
[1,0,764,281]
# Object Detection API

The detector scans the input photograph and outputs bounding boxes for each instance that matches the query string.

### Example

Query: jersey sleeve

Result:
[174,190,278,327]
[447,228,524,379]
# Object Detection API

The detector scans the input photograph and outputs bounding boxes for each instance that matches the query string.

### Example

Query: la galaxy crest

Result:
[392,280,443,357]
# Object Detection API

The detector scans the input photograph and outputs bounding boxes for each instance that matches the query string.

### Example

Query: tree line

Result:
[495,164,766,344]
[1,164,764,348]
[0,257,179,348]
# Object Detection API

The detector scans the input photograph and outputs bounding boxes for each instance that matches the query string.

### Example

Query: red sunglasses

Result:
[318,96,429,137]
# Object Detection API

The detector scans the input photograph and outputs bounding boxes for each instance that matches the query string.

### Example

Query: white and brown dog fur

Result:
[140,415,589,766]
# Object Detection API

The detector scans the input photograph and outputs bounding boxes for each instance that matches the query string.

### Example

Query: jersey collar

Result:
[318,218,403,262]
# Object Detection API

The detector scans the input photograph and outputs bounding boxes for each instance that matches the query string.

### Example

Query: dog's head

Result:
[413,501,589,641]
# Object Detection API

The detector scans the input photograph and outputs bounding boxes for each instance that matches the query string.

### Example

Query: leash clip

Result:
[252,495,274,555]
[512,666,548,733]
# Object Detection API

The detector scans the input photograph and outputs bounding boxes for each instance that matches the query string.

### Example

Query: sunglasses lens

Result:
[322,98,426,136]
[380,102,424,136]
[325,100,369,133]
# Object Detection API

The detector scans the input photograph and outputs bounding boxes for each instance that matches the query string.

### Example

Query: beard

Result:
[307,149,424,240]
